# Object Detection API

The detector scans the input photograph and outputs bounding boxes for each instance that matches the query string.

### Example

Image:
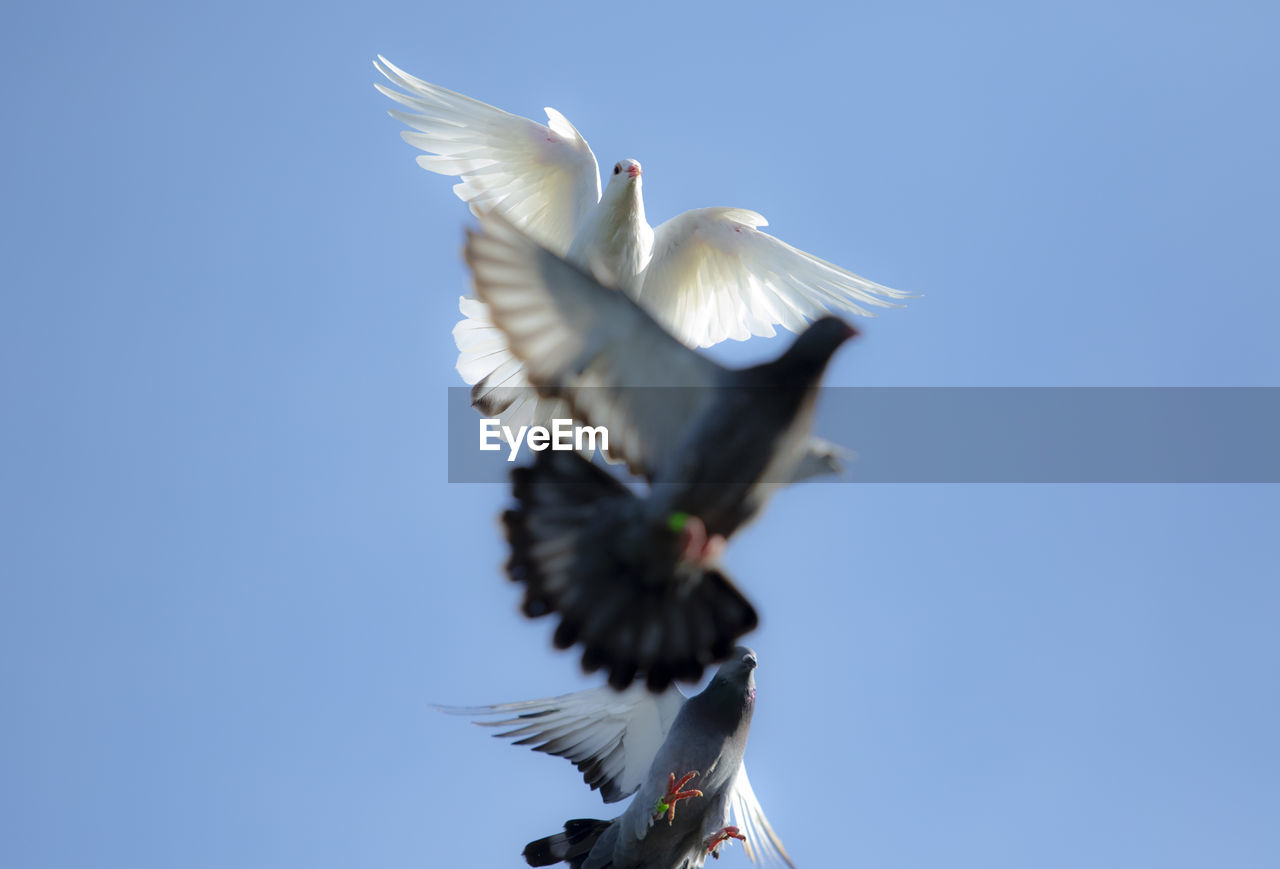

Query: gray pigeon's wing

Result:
[728,766,796,867]
[438,683,686,803]
[464,211,725,480]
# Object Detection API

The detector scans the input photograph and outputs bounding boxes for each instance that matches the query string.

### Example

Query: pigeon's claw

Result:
[672,514,726,564]
[653,770,703,824]
[702,533,728,563]
[705,825,747,858]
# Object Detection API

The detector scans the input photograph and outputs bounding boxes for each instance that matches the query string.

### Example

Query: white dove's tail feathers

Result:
[523,819,612,868]
[504,451,758,692]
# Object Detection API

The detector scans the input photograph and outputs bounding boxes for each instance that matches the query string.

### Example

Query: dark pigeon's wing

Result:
[437,683,686,803]
[464,211,724,481]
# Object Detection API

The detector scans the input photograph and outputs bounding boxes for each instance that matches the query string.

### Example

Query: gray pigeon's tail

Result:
[504,451,758,692]
[523,818,612,868]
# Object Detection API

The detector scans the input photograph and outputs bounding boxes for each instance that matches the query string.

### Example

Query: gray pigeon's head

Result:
[691,646,759,730]
[709,646,758,695]
[771,316,858,384]
[796,316,858,360]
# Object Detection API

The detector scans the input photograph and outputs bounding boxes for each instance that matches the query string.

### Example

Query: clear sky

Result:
[2,1,1278,867]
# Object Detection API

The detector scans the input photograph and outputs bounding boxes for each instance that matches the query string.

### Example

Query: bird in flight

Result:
[375,56,906,435]
[439,647,793,868]
[466,212,858,690]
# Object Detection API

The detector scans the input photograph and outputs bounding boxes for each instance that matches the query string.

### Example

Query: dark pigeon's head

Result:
[693,646,759,728]
[798,316,858,358]
[712,646,758,695]
[772,316,858,383]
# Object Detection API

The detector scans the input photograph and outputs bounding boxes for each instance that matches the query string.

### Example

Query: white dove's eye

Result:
[613,163,621,175]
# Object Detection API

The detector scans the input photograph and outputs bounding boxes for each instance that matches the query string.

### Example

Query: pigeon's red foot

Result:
[674,515,727,564]
[653,770,703,824]
[702,533,728,563]
[705,825,746,858]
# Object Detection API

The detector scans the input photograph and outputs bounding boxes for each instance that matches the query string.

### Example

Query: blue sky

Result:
[2,1,1278,867]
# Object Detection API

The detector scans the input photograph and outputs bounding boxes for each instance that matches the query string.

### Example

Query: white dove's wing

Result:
[728,766,796,867]
[438,683,686,804]
[453,295,515,387]
[464,211,725,479]
[374,56,600,254]
[452,295,571,433]
[639,207,909,348]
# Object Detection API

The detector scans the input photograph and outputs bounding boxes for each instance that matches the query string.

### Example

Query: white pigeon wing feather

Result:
[452,295,572,436]
[464,211,725,479]
[374,56,601,255]
[453,295,513,386]
[437,683,685,803]
[640,207,909,348]
[729,766,796,867]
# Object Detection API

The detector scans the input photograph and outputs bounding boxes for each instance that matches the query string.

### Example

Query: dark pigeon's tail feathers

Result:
[523,818,612,868]
[503,451,758,692]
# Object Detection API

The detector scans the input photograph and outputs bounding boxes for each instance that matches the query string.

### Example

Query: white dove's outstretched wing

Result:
[374,56,600,254]
[640,207,908,348]
[438,683,686,804]
[464,211,724,480]
[452,295,572,432]
[727,766,796,867]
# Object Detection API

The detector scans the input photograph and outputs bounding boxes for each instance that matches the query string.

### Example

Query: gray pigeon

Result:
[464,212,859,690]
[442,647,793,869]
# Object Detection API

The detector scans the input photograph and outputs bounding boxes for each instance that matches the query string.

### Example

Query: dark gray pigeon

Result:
[441,647,793,869]
[464,212,859,691]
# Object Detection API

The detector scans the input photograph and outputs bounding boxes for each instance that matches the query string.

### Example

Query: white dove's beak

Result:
[627,164,641,179]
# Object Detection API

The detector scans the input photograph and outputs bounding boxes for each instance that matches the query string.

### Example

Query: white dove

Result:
[374,57,908,438]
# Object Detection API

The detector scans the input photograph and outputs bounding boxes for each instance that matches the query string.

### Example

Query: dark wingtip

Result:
[472,377,513,415]
[606,660,638,691]
[553,619,580,649]
[522,837,558,867]
[523,819,612,867]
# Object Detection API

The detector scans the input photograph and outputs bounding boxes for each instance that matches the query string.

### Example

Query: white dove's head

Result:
[608,158,643,184]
